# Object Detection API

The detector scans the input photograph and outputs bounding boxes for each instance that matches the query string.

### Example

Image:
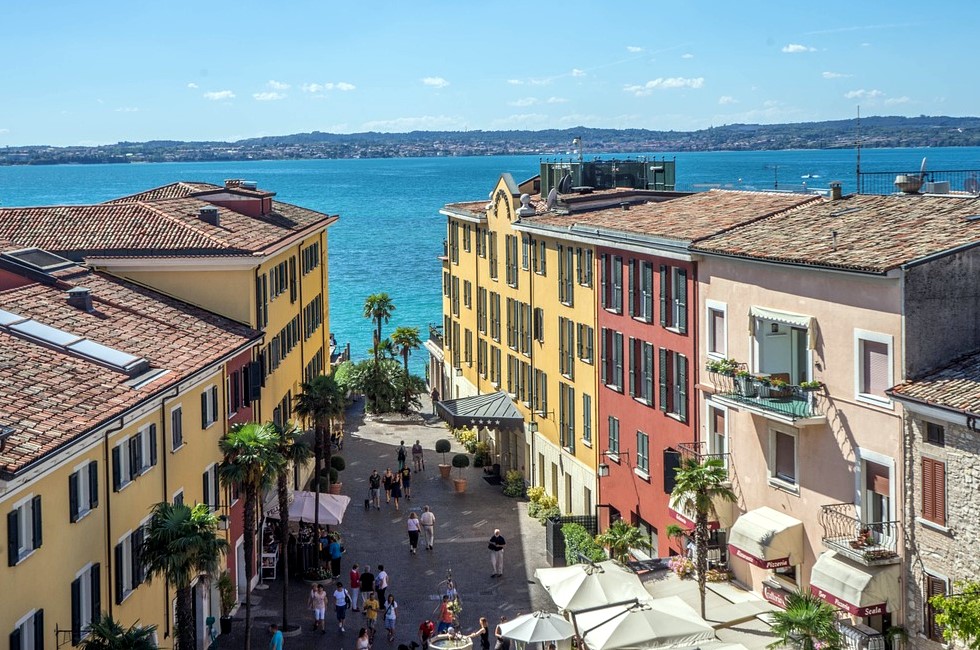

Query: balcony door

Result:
[755,319,810,384]
[862,459,893,546]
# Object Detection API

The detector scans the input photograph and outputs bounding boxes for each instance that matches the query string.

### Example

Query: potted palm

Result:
[436,439,453,478]
[217,570,237,634]
[452,453,470,493]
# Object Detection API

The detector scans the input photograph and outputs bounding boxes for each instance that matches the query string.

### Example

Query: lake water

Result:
[2,146,978,376]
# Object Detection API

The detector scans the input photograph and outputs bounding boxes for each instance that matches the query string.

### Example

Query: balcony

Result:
[677,440,729,466]
[439,239,449,262]
[820,503,900,566]
[706,369,825,426]
[428,324,444,350]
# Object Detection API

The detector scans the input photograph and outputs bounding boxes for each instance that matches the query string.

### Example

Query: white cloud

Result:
[335,82,355,91]
[422,77,450,88]
[624,77,704,96]
[507,79,523,85]
[114,107,139,112]
[187,82,199,89]
[509,97,539,107]
[681,53,695,59]
[821,71,851,79]
[885,96,910,105]
[718,96,738,105]
[782,43,816,53]
[571,69,586,77]
[267,80,290,90]
[361,115,466,131]
[301,82,356,93]
[546,97,568,104]
[203,90,235,101]
[844,88,883,100]
[0,128,9,135]
[253,92,286,101]
[626,46,643,53]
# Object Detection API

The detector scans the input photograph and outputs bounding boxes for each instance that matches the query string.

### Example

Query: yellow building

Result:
[438,173,600,514]
[0,250,261,649]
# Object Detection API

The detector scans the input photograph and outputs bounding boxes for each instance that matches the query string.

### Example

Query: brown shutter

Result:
[863,340,890,396]
[934,460,946,525]
[922,457,935,522]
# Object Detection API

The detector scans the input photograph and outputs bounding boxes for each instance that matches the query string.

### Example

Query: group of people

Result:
[366,439,425,511]
[307,563,399,641]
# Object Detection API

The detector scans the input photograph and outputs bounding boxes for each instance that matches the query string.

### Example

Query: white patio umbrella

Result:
[266,491,351,525]
[498,611,576,643]
[574,596,714,650]
[534,561,650,612]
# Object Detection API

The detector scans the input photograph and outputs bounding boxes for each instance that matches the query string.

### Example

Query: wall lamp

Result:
[597,449,630,477]
[455,367,463,377]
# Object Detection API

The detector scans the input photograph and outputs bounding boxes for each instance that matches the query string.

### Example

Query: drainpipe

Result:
[102,416,126,622]
[158,385,180,640]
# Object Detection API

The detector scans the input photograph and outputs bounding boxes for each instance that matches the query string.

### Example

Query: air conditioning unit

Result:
[924,181,950,194]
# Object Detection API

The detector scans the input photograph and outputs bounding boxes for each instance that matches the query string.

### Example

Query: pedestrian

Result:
[468,617,490,650]
[364,591,380,641]
[384,594,399,642]
[269,623,284,650]
[444,577,457,601]
[369,469,382,510]
[375,564,389,604]
[420,506,436,550]
[357,627,372,650]
[390,471,403,511]
[488,529,506,578]
[309,583,327,632]
[436,595,454,633]
[350,563,362,612]
[328,534,344,578]
[493,617,510,650]
[412,440,425,472]
[360,566,376,610]
[430,388,440,414]
[400,465,413,500]
[407,512,421,554]
[397,440,408,471]
[418,619,435,650]
[383,468,395,504]
[333,580,350,633]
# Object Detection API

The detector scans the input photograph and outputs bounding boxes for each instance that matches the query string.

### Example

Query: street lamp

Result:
[597,449,630,478]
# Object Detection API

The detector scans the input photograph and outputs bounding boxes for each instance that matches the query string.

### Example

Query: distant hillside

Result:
[4,115,980,165]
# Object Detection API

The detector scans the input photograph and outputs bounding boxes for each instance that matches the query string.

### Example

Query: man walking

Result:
[375,564,389,604]
[359,565,376,610]
[488,529,506,578]
[369,469,382,510]
[397,440,408,471]
[269,623,284,650]
[420,505,436,550]
[430,388,439,414]
[412,440,425,472]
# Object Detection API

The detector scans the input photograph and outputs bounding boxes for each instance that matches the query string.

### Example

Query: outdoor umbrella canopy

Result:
[266,491,351,525]
[574,596,714,650]
[498,611,576,643]
[534,560,650,612]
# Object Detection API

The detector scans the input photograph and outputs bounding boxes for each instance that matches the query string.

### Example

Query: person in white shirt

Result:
[420,505,436,550]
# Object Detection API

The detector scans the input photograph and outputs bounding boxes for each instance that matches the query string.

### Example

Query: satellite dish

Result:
[558,173,573,194]
[546,187,558,210]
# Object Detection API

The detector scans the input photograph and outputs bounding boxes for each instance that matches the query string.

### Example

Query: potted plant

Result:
[217,570,237,634]
[768,377,792,399]
[799,380,823,391]
[754,375,772,398]
[303,566,332,585]
[735,370,756,397]
[451,453,470,492]
[329,455,346,494]
[436,439,452,478]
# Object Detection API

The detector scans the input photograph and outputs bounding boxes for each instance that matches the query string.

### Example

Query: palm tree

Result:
[595,519,651,564]
[142,502,226,650]
[294,375,345,554]
[671,456,737,618]
[390,326,422,372]
[272,421,312,631]
[767,589,843,650]
[218,422,283,650]
[79,615,158,650]
[363,293,396,361]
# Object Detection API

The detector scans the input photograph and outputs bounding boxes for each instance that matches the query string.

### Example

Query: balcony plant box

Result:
[735,371,756,397]
[768,378,792,399]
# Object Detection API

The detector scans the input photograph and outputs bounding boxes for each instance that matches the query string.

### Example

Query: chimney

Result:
[224,179,242,189]
[67,287,94,312]
[199,206,220,226]
[621,202,631,211]
[830,181,843,201]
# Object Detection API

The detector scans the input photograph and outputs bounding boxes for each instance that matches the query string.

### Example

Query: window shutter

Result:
[926,575,947,641]
[214,470,222,512]
[128,437,138,480]
[659,266,668,326]
[628,338,636,397]
[203,471,211,510]
[676,269,688,333]
[33,610,43,650]
[289,256,297,303]
[7,510,18,566]
[600,329,608,385]
[88,461,99,509]
[90,563,101,625]
[934,459,946,525]
[663,449,681,494]
[71,577,82,645]
[132,529,145,586]
[31,496,41,549]
[69,472,80,523]
[863,340,890,396]
[114,543,124,605]
[678,355,688,422]
[201,391,209,428]
[600,255,608,308]
[628,261,635,317]
[211,385,219,423]
[645,343,655,404]
[149,425,157,467]
[659,348,668,412]
[112,447,121,492]
[9,628,21,650]
[922,458,935,522]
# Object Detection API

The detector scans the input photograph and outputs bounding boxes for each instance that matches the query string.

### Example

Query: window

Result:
[489,292,500,342]
[115,527,145,604]
[611,256,623,312]
[600,329,624,391]
[506,298,516,349]
[449,222,459,264]
[301,241,321,275]
[463,224,471,252]
[607,417,620,455]
[559,383,575,452]
[505,235,520,287]
[926,421,945,446]
[535,241,547,275]
[558,245,574,305]
[477,287,487,334]
[630,261,653,321]
[770,429,797,487]
[488,232,498,280]
[463,280,472,310]
[925,574,948,642]
[305,348,324,382]
[576,248,593,287]
[69,461,99,523]
[533,307,545,344]
[491,347,501,386]
[465,329,473,365]
[71,563,100,644]
[582,394,592,445]
[521,237,530,270]
[659,266,688,333]
[443,271,451,298]
[921,457,946,526]
[658,349,688,421]
[533,369,548,415]
[477,228,486,258]
[559,317,574,378]
[452,322,461,369]
[268,259,290,300]
[202,464,221,512]
[855,330,892,404]
[304,295,324,339]
[706,301,727,357]
[7,495,42,565]
[255,273,268,328]
[112,425,157,491]
[11,608,45,650]
[201,385,219,428]
[170,405,184,451]
[707,405,728,468]
[629,339,654,404]
[477,339,487,377]
[577,324,594,364]
[636,431,650,475]
[451,276,460,316]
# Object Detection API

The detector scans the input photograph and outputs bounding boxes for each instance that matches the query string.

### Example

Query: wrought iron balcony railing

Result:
[706,370,823,423]
[820,503,901,566]
[677,440,730,466]
[428,324,444,350]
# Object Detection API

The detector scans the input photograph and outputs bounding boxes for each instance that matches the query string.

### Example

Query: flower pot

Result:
[439,464,452,479]
[220,616,234,635]
[736,376,756,397]
[453,478,467,493]
[769,386,792,399]
[328,482,342,495]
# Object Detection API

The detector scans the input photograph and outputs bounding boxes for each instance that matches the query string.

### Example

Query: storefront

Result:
[809,552,900,632]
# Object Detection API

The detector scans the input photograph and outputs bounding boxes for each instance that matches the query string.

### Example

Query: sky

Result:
[2,0,977,147]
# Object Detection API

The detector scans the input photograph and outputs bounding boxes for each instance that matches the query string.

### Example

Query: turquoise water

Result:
[2,147,979,375]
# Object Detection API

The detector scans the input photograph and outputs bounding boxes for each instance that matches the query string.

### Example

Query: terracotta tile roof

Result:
[527,190,818,241]
[107,181,221,202]
[0,265,260,477]
[691,193,980,273]
[890,350,980,416]
[0,183,336,258]
[443,201,489,217]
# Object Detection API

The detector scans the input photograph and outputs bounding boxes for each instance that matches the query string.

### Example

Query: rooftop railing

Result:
[857,168,980,196]
[820,502,901,566]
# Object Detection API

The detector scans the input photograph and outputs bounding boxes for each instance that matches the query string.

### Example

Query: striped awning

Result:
[728,507,803,569]
[749,306,817,350]
[435,391,525,432]
[809,552,900,617]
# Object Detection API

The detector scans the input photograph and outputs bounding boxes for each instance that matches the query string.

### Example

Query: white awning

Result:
[728,507,803,569]
[749,306,817,350]
[809,552,901,617]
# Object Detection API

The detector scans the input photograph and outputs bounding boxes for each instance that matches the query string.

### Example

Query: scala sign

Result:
[810,585,886,617]
[728,544,791,569]
[763,583,790,609]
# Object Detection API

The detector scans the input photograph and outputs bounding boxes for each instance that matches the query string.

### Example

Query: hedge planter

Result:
[453,478,468,493]
[439,464,452,479]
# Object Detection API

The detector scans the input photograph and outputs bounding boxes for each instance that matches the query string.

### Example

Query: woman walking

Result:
[309,584,327,633]
[356,627,372,650]
[494,616,510,650]
[406,512,421,554]
[390,470,403,511]
[384,594,399,642]
[383,468,395,504]
[469,617,490,650]
[334,581,350,633]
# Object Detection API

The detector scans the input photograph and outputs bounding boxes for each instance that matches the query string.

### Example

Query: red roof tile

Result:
[890,350,980,416]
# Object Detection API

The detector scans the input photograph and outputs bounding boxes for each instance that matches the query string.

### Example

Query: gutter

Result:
[900,239,980,270]
[888,390,980,421]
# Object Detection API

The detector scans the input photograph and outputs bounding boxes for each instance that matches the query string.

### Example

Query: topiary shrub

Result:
[435,439,452,464]
[330,455,346,472]
[451,453,470,477]
[562,523,607,565]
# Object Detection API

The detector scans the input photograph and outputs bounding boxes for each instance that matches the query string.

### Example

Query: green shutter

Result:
[90,563,101,624]
[88,461,99,509]
[7,509,19,566]
[677,269,688,333]
[678,355,688,421]
[69,472,79,523]
[31,496,41,550]
[659,266,668,326]
[659,348,668,412]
